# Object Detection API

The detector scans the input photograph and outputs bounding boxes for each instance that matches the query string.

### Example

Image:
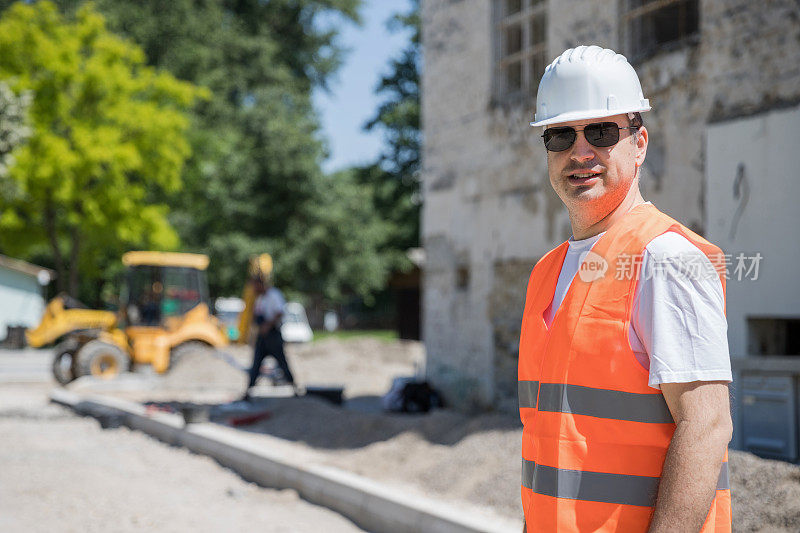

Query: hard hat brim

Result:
[530,105,651,128]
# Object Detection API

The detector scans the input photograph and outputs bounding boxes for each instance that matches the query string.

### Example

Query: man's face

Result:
[545,113,647,222]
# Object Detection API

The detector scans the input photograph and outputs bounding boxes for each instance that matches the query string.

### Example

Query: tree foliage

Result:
[0,1,204,296]
[280,169,394,304]
[0,0,415,310]
[0,81,31,179]
[360,0,421,256]
[79,0,393,304]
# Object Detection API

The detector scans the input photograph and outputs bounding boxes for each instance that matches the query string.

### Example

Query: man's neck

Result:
[570,185,645,240]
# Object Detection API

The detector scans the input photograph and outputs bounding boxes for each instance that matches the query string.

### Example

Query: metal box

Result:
[739,373,798,462]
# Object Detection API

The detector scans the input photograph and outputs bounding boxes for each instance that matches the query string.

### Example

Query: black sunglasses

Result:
[542,122,639,152]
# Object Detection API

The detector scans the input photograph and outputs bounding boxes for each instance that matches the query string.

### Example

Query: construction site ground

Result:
[0,380,364,532]
[2,338,800,532]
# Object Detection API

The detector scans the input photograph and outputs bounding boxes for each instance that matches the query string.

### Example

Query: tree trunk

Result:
[68,225,80,297]
[43,190,67,294]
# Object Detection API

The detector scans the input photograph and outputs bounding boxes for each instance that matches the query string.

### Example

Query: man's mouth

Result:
[567,171,601,185]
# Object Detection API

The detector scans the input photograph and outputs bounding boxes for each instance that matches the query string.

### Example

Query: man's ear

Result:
[635,126,648,167]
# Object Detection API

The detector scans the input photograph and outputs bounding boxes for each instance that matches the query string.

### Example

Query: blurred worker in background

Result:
[242,276,296,401]
[519,46,732,532]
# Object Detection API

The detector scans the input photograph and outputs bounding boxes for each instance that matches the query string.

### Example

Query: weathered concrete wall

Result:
[421,0,800,410]
[705,105,800,358]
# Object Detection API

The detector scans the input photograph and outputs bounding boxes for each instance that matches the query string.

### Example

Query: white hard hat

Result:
[530,45,650,127]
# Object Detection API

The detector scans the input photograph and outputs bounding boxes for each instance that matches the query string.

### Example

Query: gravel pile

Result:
[288,337,425,398]
[163,349,247,390]
[229,395,521,517]
[120,337,424,401]
[729,450,800,532]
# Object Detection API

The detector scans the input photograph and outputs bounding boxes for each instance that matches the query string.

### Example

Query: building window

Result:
[623,0,700,61]
[456,265,470,290]
[495,0,547,103]
[748,318,800,356]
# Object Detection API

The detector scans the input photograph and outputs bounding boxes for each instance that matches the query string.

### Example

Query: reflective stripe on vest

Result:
[519,381,673,423]
[522,459,730,507]
[518,380,539,408]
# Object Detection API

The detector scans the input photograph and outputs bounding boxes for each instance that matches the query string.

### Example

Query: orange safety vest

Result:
[518,203,731,532]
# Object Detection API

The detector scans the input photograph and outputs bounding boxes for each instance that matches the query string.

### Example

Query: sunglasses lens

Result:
[543,122,624,151]
[585,122,620,147]
[543,128,575,152]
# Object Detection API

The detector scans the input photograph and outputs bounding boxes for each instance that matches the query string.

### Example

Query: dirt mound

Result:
[729,450,800,532]
[234,395,522,517]
[290,337,423,365]
[163,350,247,390]
[161,337,423,397]
[288,338,423,398]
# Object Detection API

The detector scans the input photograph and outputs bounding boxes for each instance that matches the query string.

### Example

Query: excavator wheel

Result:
[51,339,80,386]
[75,340,130,380]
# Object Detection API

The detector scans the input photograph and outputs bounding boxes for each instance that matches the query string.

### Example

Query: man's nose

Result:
[569,132,596,162]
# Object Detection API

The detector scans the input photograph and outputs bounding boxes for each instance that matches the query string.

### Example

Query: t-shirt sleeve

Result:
[631,232,732,389]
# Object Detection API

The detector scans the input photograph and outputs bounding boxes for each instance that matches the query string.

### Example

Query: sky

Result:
[313,0,414,174]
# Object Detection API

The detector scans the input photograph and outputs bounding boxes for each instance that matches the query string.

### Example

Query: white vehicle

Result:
[280,302,313,343]
[215,297,245,341]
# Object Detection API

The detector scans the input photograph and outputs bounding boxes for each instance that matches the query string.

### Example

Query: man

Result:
[243,276,297,401]
[519,46,732,532]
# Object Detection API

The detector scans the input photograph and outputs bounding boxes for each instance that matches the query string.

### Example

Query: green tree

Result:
[361,0,421,255]
[76,0,367,301]
[0,81,31,179]
[0,0,401,308]
[0,1,205,296]
[279,169,394,304]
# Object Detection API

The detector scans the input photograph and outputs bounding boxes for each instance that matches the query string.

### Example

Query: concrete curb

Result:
[50,389,519,533]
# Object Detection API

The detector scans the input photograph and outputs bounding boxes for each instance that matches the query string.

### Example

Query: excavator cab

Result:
[122,253,210,328]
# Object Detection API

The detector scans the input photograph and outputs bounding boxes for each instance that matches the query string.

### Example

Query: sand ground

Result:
[0,381,364,533]
[12,338,800,532]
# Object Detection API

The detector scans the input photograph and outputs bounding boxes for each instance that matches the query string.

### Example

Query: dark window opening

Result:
[747,318,800,356]
[624,0,699,62]
[506,0,522,16]
[505,24,522,56]
[494,0,548,104]
[456,266,470,290]
[529,54,546,97]
[529,12,545,46]
[505,61,522,93]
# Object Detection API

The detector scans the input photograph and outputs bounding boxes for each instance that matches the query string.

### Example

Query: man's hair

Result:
[628,112,643,143]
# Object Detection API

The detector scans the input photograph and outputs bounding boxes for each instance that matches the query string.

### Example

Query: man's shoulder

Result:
[269,287,286,304]
[638,232,724,298]
[524,242,568,298]
[534,241,569,269]
[642,230,722,278]
[642,205,722,253]
[644,231,707,259]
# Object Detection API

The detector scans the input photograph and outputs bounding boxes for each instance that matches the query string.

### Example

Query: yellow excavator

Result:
[27,251,230,384]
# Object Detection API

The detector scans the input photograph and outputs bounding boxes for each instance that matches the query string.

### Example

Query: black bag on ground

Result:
[400,381,443,413]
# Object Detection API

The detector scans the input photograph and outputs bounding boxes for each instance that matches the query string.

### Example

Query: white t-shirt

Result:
[255,287,286,323]
[543,206,732,389]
